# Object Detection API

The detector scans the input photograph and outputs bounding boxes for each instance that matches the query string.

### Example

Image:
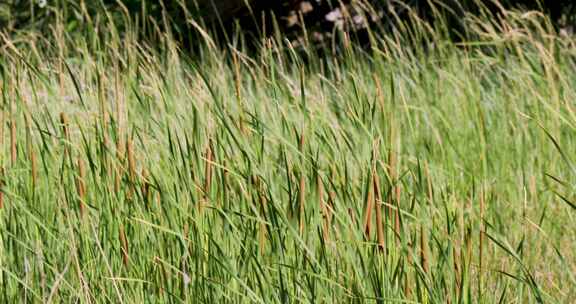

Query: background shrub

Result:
[1,0,574,47]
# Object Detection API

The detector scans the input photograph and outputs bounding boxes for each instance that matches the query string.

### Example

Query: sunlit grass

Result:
[0,6,575,303]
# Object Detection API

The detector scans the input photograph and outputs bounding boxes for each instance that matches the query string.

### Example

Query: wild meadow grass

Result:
[0,8,575,303]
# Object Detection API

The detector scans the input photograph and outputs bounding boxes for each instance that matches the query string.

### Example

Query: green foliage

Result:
[1,0,574,42]
[0,6,575,302]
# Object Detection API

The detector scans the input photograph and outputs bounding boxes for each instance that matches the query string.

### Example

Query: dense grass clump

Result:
[0,8,575,303]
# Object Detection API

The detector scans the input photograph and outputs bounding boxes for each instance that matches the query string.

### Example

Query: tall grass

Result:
[0,5,575,303]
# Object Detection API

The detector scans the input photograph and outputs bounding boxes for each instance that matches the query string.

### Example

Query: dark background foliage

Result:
[1,0,574,47]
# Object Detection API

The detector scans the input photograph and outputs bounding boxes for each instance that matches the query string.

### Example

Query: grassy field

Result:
[0,9,575,303]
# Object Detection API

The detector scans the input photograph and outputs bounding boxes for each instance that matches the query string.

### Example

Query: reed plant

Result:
[0,2,575,303]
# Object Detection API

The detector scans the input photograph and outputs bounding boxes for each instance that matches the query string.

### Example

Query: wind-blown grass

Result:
[0,8,575,303]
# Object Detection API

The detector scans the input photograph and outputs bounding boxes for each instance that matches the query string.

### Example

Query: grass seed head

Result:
[59,112,69,139]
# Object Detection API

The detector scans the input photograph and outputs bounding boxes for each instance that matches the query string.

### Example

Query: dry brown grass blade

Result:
[119,225,129,267]
[258,178,268,255]
[114,166,122,194]
[76,158,86,217]
[317,174,330,243]
[328,190,337,241]
[372,73,386,112]
[374,171,385,251]
[362,172,374,239]
[453,244,462,297]
[420,225,430,274]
